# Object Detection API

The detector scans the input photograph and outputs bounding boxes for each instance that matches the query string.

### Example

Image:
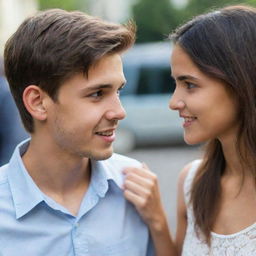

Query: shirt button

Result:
[91,197,97,204]
[74,222,79,228]
[100,181,105,187]
[84,240,89,253]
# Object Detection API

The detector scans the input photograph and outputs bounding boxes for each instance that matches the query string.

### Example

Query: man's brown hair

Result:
[4,9,136,133]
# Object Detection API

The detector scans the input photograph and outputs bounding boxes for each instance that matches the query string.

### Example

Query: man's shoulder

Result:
[0,164,9,185]
[104,153,141,169]
[99,153,141,186]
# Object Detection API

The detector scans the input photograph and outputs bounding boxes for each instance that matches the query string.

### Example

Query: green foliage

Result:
[184,0,256,19]
[132,0,256,43]
[38,0,84,11]
[132,0,179,42]
[247,0,256,5]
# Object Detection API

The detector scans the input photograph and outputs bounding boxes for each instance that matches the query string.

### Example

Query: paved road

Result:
[126,145,202,234]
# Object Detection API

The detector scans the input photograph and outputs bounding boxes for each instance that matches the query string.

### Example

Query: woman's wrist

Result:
[148,214,177,256]
[148,210,170,234]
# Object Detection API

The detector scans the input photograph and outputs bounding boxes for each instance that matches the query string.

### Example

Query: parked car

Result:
[113,42,184,153]
[0,71,29,165]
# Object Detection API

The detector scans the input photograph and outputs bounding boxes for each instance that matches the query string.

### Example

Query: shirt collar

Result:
[7,140,125,219]
[7,139,44,219]
[90,159,123,198]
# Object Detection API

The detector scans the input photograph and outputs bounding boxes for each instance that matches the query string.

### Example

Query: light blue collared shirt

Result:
[0,140,154,256]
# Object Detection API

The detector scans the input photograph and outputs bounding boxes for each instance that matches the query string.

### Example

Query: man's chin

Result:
[90,148,114,161]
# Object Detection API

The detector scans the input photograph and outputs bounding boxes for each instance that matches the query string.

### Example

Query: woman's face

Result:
[169,44,239,145]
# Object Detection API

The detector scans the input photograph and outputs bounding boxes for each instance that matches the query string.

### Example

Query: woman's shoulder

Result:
[178,159,202,186]
[178,159,202,206]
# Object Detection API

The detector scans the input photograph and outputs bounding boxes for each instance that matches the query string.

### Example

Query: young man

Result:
[1,9,154,255]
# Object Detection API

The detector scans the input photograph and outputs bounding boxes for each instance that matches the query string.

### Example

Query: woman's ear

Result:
[23,85,48,121]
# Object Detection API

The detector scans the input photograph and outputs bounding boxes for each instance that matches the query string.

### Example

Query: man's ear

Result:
[23,85,49,121]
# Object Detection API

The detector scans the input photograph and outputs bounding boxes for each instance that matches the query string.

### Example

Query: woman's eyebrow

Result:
[176,75,199,81]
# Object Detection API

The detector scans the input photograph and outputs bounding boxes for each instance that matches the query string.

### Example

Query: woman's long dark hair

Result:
[171,5,256,244]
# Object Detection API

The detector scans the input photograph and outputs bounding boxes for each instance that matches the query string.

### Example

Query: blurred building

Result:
[87,0,137,22]
[0,0,38,55]
[87,0,189,22]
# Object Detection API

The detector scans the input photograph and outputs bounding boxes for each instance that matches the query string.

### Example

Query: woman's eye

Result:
[185,82,196,90]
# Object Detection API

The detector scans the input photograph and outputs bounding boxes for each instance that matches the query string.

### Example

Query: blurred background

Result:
[1,0,256,232]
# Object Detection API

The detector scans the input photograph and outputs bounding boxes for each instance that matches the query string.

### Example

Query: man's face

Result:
[46,54,126,160]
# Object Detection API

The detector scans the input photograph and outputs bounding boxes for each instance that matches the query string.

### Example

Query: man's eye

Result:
[90,91,103,98]
[185,82,196,90]
[117,86,125,96]
[117,88,122,95]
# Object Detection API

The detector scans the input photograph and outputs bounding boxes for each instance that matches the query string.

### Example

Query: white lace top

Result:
[182,160,256,256]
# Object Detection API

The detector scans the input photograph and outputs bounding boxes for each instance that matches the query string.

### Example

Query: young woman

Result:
[123,5,256,255]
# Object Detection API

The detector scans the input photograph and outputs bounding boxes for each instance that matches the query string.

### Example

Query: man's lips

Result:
[95,130,114,136]
[95,127,117,136]
[95,128,116,143]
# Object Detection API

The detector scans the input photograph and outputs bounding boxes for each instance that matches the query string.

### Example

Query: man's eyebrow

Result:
[81,84,112,92]
[80,82,126,92]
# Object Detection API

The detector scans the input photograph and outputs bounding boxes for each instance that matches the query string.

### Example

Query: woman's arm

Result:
[123,163,190,256]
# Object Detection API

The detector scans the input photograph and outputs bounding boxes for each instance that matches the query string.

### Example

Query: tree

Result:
[132,0,181,42]
[132,0,256,43]
[38,0,86,11]
[182,0,256,22]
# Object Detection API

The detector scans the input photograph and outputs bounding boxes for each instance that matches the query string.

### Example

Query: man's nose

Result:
[106,97,126,121]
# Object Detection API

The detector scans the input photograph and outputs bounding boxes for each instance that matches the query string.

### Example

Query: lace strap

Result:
[183,159,202,206]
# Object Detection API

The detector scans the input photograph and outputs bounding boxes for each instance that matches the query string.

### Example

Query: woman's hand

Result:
[123,163,176,256]
[123,163,166,231]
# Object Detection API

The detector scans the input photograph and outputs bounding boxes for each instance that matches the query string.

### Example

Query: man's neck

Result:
[22,138,91,216]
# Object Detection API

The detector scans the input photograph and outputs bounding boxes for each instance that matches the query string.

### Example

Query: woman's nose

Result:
[169,92,185,110]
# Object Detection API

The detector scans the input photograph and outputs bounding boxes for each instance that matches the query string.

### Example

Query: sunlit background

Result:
[1,0,256,54]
